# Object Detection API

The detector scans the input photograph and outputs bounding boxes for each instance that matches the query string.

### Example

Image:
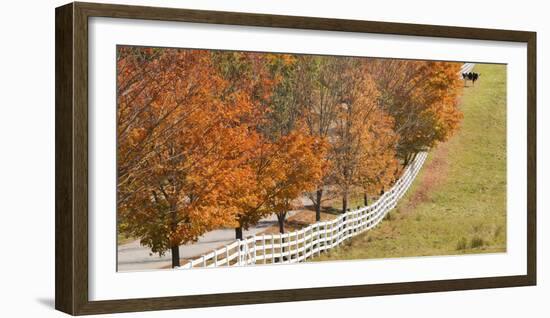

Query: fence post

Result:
[237,239,241,266]
[214,249,218,267]
[324,223,328,251]
[352,211,356,234]
[289,232,293,262]
[356,210,359,233]
[286,232,292,264]
[225,245,229,266]
[271,234,275,263]
[252,235,257,265]
[321,223,324,250]
[301,230,305,261]
[362,209,366,231]
[351,211,357,234]
[293,231,297,261]
[288,232,293,262]
[295,231,299,261]
[243,239,248,265]
[314,224,318,255]
[304,228,308,260]
[309,226,313,258]
[262,234,267,264]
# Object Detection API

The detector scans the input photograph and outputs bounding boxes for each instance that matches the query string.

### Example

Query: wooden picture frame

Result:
[55,2,536,315]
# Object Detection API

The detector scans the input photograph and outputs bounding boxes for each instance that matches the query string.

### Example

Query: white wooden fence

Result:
[459,63,476,76]
[177,152,428,269]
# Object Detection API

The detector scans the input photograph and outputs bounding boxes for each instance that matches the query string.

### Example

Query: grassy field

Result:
[313,64,507,261]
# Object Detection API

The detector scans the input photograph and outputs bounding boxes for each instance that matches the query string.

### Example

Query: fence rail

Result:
[459,63,476,76]
[178,152,428,269]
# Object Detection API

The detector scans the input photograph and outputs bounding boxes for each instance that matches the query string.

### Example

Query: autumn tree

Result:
[210,51,303,239]
[329,58,396,213]
[117,46,464,269]
[263,55,345,221]
[261,129,327,233]
[228,53,328,234]
[259,54,343,229]
[211,51,279,114]
[226,53,330,232]
[356,115,400,206]
[117,47,259,267]
[291,56,345,221]
[367,60,463,165]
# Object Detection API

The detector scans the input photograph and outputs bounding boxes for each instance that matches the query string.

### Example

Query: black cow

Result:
[472,72,480,85]
[462,72,481,86]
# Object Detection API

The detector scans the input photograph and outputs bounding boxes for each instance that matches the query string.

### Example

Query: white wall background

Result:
[0,0,546,316]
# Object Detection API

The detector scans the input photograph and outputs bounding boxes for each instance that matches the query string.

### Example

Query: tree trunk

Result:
[277,213,285,234]
[403,153,413,167]
[363,192,368,206]
[342,193,348,214]
[235,226,243,240]
[315,189,323,222]
[169,201,180,268]
[171,245,180,268]
[277,212,287,261]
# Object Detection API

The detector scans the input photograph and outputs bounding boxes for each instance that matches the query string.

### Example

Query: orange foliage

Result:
[367,59,463,164]
[116,46,465,266]
[117,47,260,258]
[264,129,328,233]
[331,60,395,212]
[356,113,400,198]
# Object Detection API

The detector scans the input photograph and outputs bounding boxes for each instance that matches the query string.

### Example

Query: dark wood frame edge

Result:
[55,2,537,315]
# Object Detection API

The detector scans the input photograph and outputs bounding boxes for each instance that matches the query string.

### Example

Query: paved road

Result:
[117,209,302,271]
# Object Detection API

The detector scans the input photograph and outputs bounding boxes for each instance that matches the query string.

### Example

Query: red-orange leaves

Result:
[117,47,466,267]
[264,129,328,233]
[117,48,259,260]
[367,60,463,165]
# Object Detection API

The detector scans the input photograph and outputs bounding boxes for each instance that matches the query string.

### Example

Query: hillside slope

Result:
[313,63,507,261]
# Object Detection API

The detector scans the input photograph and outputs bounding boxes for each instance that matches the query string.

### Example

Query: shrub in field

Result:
[470,236,485,249]
[456,237,468,250]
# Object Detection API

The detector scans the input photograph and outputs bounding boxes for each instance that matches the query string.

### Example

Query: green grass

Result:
[313,64,507,261]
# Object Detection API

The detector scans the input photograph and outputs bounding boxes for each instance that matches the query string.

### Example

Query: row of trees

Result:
[117,47,463,267]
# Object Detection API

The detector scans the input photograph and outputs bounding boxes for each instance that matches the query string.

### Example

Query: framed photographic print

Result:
[55,2,536,315]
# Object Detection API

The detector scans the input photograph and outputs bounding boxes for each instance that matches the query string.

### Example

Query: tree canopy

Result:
[117,46,463,267]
